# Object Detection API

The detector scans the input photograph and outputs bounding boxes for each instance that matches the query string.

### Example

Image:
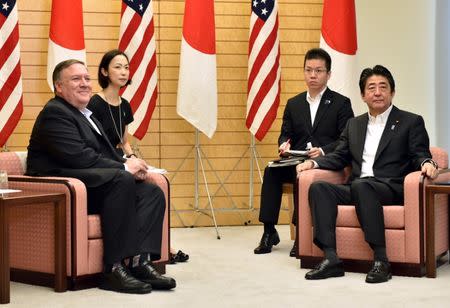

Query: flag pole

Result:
[249,135,263,210]
[194,128,220,239]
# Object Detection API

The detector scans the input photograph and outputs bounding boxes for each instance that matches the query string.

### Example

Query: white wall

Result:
[355,0,437,145]
[436,0,450,152]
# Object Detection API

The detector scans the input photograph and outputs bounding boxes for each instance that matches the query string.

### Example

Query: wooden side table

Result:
[0,191,66,304]
[425,184,450,278]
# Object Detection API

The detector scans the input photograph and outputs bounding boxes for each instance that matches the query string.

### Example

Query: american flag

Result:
[246,0,281,141]
[118,0,157,140]
[0,0,23,147]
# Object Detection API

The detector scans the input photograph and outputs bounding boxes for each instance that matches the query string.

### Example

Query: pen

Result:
[280,139,290,154]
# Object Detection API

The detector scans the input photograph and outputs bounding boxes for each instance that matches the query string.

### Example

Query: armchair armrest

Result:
[144,173,170,262]
[8,175,88,276]
[403,169,450,263]
[297,169,348,256]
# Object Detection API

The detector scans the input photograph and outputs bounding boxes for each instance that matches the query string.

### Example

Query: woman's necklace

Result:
[105,96,123,146]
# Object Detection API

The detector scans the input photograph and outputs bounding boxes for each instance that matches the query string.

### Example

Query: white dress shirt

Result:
[306,87,327,125]
[79,108,102,135]
[360,105,393,178]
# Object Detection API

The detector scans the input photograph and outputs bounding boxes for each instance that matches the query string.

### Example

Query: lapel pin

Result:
[324,99,331,104]
[391,120,399,130]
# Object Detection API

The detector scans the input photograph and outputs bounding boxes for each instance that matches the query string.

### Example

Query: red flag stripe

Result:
[0,0,23,147]
[0,100,22,146]
[247,17,279,93]
[128,53,157,113]
[121,33,157,109]
[248,18,263,53]
[126,20,154,81]
[254,87,280,140]
[246,46,280,126]
[0,63,21,110]
[246,0,281,141]
[0,24,18,69]
[119,0,158,140]
[132,89,157,139]
[118,9,142,53]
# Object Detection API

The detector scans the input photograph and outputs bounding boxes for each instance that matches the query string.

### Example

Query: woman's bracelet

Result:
[126,154,137,158]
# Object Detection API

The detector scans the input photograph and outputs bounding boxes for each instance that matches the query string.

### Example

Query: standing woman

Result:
[88,49,189,264]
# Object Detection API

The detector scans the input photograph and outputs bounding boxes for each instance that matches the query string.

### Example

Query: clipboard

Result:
[268,156,306,168]
[284,150,309,157]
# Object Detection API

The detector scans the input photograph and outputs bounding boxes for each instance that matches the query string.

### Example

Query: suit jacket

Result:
[279,88,354,154]
[314,105,432,193]
[26,96,126,187]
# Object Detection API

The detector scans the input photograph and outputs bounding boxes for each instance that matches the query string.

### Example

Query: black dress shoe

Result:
[305,259,345,280]
[289,242,297,257]
[254,231,280,254]
[130,261,176,290]
[365,260,392,283]
[100,264,152,294]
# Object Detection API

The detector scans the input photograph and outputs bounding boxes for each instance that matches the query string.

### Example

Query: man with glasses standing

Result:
[254,48,354,257]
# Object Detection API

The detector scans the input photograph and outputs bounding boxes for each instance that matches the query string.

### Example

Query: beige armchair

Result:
[297,147,449,276]
[0,151,170,289]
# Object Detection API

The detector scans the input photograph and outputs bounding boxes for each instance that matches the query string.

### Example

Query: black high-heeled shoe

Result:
[169,250,189,264]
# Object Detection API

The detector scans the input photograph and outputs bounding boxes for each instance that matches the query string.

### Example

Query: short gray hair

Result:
[52,59,86,92]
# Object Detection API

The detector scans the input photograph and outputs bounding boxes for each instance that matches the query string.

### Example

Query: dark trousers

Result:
[259,165,297,225]
[87,170,166,265]
[308,177,403,250]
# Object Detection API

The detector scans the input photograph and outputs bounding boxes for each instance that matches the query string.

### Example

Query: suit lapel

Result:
[78,112,102,136]
[58,97,123,161]
[312,88,332,132]
[90,115,124,161]
[299,95,313,131]
[355,114,369,161]
[374,106,399,162]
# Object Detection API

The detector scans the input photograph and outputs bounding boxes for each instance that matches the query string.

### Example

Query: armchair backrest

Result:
[0,151,26,175]
[430,146,448,169]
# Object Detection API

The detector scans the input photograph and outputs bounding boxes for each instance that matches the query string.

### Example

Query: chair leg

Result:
[288,194,295,240]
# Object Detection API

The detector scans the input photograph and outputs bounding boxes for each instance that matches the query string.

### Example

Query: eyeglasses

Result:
[304,68,328,75]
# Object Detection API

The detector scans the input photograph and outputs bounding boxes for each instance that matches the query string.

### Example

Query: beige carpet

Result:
[6,225,450,307]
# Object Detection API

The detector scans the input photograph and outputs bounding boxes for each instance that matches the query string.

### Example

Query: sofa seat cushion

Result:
[88,214,102,239]
[336,205,405,229]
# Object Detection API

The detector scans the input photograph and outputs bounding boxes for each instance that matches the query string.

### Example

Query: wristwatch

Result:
[422,158,438,169]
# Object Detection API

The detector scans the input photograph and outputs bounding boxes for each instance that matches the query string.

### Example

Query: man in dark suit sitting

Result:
[296,65,438,283]
[254,48,354,256]
[26,59,175,294]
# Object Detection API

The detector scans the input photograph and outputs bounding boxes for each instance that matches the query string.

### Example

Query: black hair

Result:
[98,49,131,89]
[359,65,395,94]
[303,48,332,72]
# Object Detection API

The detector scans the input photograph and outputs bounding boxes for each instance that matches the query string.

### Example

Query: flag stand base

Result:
[192,129,221,239]
[248,135,263,210]
[169,129,259,237]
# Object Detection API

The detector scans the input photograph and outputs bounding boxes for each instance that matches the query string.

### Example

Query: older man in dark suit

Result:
[254,48,354,256]
[296,65,438,283]
[26,59,175,294]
